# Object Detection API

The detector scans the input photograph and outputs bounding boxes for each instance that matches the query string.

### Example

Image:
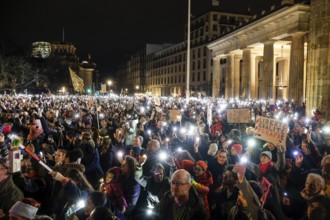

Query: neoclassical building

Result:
[208,0,330,118]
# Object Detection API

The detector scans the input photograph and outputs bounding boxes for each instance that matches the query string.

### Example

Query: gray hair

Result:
[307,173,325,190]
[321,155,330,168]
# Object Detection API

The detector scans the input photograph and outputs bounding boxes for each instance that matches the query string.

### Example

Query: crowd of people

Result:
[0,93,329,220]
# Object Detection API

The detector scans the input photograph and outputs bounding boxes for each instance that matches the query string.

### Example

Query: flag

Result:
[260,177,272,206]
[69,67,85,93]
[212,0,219,6]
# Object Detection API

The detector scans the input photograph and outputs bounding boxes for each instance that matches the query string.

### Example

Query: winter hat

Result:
[196,160,208,171]
[207,143,218,157]
[2,123,12,135]
[260,151,272,160]
[231,144,243,154]
[9,201,39,219]
[181,159,194,174]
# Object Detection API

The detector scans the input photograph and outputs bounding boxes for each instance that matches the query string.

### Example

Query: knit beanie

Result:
[9,201,38,219]
[231,144,243,154]
[260,151,272,160]
[196,160,208,171]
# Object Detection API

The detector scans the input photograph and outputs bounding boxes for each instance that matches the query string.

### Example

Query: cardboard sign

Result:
[87,99,95,106]
[253,116,288,148]
[169,110,181,122]
[227,108,251,124]
[101,84,107,94]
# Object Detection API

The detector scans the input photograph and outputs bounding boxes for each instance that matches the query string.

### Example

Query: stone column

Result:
[306,0,330,119]
[234,55,242,98]
[226,54,235,98]
[288,33,305,105]
[212,57,221,98]
[242,48,252,99]
[262,41,275,100]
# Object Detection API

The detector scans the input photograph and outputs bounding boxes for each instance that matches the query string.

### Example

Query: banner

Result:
[101,84,107,94]
[227,108,250,124]
[253,116,288,148]
[69,67,85,93]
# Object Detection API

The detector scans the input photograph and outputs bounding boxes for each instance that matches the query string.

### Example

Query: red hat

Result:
[181,160,194,174]
[231,144,243,154]
[2,124,12,135]
[196,160,208,171]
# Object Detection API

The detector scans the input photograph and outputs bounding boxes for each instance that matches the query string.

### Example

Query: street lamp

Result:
[136,85,139,92]
[62,86,65,95]
[185,0,191,104]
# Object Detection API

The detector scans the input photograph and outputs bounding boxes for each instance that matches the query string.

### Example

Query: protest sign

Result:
[253,116,288,148]
[169,110,181,123]
[227,108,250,124]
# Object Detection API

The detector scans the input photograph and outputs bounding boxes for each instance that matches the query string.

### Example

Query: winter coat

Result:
[101,167,127,207]
[157,187,208,220]
[0,175,24,214]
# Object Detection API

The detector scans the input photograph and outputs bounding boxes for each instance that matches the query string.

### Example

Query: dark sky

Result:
[0,0,280,78]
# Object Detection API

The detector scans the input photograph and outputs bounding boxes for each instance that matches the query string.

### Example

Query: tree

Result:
[0,54,47,93]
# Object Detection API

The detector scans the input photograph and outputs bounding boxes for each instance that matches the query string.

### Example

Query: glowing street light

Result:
[107,80,112,96]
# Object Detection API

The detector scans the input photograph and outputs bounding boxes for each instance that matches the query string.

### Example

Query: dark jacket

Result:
[0,175,24,214]
[157,187,208,220]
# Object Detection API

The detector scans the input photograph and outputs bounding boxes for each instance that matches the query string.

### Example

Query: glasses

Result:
[171,180,189,186]
[218,156,227,159]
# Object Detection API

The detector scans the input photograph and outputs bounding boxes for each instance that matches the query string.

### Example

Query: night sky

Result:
[0,0,280,78]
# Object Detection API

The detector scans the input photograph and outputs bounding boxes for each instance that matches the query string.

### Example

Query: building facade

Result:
[117,11,252,97]
[208,0,330,118]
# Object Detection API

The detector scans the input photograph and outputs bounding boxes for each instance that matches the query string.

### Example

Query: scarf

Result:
[258,161,273,175]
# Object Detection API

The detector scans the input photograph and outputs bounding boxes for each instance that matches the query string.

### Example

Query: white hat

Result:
[207,143,218,157]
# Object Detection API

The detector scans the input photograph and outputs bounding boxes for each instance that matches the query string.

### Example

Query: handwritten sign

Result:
[169,110,181,123]
[253,116,288,148]
[227,108,250,124]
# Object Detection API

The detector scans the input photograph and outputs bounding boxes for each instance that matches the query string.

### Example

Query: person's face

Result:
[133,137,141,147]
[305,177,322,196]
[260,155,271,165]
[193,165,204,177]
[307,201,322,219]
[223,170,235,186]
[147,141,157,154]
[84,198,95,216]
[217,152,227,165]
[100,119,107,128]
[106,172,115,183]
[153,168,164,183]
[0,164,8,180]
[170,172,191,198]
[302,143,310,154]
[55,151,65,163]
[230,147,238,156]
